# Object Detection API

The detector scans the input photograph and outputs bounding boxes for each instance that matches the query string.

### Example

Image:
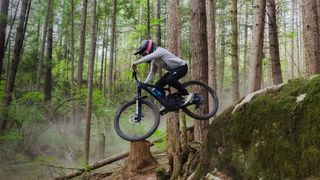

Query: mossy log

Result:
[194,76,320,179]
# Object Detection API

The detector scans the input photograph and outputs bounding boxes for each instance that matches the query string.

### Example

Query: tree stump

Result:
[122,140,158,178]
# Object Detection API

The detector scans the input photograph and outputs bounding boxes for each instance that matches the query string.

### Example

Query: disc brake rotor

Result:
[128,113,143,124]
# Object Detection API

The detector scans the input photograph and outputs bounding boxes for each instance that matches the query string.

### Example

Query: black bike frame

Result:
[133,71,179,114]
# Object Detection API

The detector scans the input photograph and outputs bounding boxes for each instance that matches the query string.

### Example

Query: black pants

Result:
[155,64,189,95]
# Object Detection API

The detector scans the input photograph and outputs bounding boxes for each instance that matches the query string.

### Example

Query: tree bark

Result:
[155,0,162,76]
[2,0,30,132]
[0,0,10,80]
[249,0,266,93]
[191,0,209,143]
[267,0,283,85]
[122,141,158,178]
[155,0,161,46]
[296,1,301,75]
[70,0,75,84]
[77,0,88,86]
[84,0,97,165]
[231,0,240,102]
[302,0,320,75]
[291,0,295,78]
[218,11,226,94]
[207,0,217,93]
[243,3,249,91]
[317,0,320,31]
[108,0,117,97]
[35,0,52,90]
[3,0,20,79]
[166,0,181,177]
[103,18,110,97]
[147,0,151,39]
[44,7,53,102]
[99,15,107,90]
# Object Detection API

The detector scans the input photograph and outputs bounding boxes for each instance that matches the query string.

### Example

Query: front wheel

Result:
[114,99,160,141]
[182,81,219,120]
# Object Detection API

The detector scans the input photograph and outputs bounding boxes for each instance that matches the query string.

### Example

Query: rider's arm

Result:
[133,49,162,65]
[144,61,158,84]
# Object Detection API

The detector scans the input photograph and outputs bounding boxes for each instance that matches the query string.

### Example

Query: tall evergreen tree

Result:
[2,0,30,132]
[0,0,10,80]
[84,0,97,165]
[77,0,88,86]
[44,4,53,102]
[231,0,240,102]
[249,0,266,92]
[268,0,283,85]
[35,0,52,90]
[191,0,209,143]
[166,0,181,176]
[302,0,320,74]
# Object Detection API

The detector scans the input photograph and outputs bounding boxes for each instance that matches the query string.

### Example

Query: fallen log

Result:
[54,138,162,180]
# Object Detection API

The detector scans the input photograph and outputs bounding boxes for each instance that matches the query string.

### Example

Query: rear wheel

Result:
[114,99,160,141]
[182,81,219,120]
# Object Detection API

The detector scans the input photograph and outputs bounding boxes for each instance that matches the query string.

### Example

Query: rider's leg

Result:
[155,72,170,95]
[164,64,188,95]
[165,64,194,105]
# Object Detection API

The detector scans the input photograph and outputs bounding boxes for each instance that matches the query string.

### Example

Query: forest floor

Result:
[92,151,168,180]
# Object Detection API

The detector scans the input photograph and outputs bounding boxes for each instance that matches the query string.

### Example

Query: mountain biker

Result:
[132,39,193,106]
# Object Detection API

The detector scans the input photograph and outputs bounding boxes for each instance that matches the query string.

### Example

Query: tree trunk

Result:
[3,0,20,79]
[302,0,320,75]
[44,8,53,102]
[155,0,162,76]
[84,0,97,165]
[231,0,240,102]
[268,0,283,85]
[155,0,161,46]
[0,0,10,80]
[218,12,226,94]
[77,0,88,86]
[207,0,217,94]
[99,16,107,90]
[147,0,151,39]
[191,0,209,143]
[103,18,110,97]
[1,0,30,132]
[296,1,301,76]
[291,0,295,78]
[35,0,52,90]
[317,0,320,30]
[249,0,266,93]
[243,3,249,92]
[70,0,75,84]
[122,141,158,178]
[108,0,117,97]
[166,0,181,177]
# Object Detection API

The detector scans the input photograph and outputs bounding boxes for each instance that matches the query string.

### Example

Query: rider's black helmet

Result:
[134,39,156,55]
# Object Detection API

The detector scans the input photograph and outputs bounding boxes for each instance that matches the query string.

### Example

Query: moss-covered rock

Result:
[195,75,320,179]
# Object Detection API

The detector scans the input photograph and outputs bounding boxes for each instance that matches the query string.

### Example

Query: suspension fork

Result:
[135,83,142,118]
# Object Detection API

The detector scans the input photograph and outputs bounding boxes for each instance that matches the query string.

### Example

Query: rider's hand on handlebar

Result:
[131,64,137,71]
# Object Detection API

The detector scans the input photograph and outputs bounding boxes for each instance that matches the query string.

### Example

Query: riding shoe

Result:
[182,93,194,106]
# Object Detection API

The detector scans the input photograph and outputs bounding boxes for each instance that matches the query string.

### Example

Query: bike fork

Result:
[135,84,142,120]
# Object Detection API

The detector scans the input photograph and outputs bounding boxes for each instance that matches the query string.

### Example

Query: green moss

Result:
[198,76,320,179]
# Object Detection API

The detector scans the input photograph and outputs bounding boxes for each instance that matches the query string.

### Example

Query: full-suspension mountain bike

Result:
[114,70,219,141]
